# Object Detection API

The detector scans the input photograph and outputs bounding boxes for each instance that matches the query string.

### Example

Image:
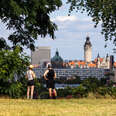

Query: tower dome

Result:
[51,49,63,68]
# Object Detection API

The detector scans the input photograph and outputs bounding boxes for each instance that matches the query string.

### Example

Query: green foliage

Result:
[0,46,30,98]
[57,86,73,97]
[57,85,88,98]
[0,46,29,81]
[82,77,101,93]
[96,87,108,96]
[100,78,107,86]
[0,79,23,98]
[33,78,47,99]
[67,0,116,46]
[39,91,49,99]
[0,0,62,50]
[107,87,116,98]
[8,82,23,98]
[18,77,28,97]
[72,85,88,98]
[0,37,9,50]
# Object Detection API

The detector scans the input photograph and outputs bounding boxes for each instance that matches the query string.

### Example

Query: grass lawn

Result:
[0,98,116,116]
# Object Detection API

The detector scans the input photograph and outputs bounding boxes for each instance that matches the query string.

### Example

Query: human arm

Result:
[54,71,56,80]
[43,70,49,80]
[32,71,36,79]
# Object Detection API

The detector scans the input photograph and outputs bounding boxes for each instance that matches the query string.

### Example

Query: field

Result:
[0,98,116,116]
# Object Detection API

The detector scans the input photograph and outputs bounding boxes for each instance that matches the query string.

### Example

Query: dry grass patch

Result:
[0,98,116,116]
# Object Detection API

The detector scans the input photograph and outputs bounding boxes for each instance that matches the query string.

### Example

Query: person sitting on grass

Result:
[44,64,57,99]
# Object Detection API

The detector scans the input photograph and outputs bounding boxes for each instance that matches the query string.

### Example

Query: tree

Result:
[0,0,62,50]
[0,37,9,50]
[0,46,30,81]
[0,46,30,97]
[67,0,116,46]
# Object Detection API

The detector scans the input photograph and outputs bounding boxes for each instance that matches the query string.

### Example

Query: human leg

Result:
[53,89,57,97]
[27,86,30,99]
[48,88,52,98]
[31,85,34,99]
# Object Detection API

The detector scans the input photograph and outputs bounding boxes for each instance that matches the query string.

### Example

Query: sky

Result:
[0,0,116,61]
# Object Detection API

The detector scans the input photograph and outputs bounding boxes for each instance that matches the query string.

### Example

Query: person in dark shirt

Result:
[44,64,57,99]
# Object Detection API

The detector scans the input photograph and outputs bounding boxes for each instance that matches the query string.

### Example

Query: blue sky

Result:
[36,1,115,60]
[0,0,115,60]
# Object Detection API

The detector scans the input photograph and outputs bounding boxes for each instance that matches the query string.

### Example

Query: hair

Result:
[29,67,32,70]
[47,64,52,68]
[29,65,33,69]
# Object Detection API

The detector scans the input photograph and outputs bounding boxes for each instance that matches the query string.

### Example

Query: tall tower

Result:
[84,36,92,63]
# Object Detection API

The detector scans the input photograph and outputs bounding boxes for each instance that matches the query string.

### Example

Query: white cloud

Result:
[51,15,77,22]
[51,15,93,22]
[51,15,96,32]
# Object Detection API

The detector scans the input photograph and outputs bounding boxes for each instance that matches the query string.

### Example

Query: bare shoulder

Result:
[45,69,49,73]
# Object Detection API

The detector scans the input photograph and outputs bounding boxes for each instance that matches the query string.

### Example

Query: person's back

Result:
[27,70,34,80]
[46,68,55,80]
[44,64,57,99]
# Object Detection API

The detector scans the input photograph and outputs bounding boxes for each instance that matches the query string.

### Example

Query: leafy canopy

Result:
[67,0,116,46]
[0,46,30,81]
[0,0,62,50]
[1,0,116,49]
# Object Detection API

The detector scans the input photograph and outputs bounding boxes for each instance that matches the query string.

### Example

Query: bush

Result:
[72,85,88,98]
[57,87,73,97]
[82,77,101,93]
[8,82,23,98]
[39,91,49,99]
[108,87,116,98]
[96,87,108,97]
[57,85,88,98]
[33,79,47,99]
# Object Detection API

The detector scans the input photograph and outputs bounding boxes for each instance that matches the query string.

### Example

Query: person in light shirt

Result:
[25,65,36,99]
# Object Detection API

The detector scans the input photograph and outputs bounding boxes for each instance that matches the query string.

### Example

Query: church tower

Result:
[84,36,92,63]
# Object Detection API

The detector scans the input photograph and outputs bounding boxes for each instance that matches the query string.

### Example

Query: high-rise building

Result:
[84,36,92,63]
[31,46,51,65]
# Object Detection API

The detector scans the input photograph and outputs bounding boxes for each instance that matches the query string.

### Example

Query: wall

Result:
[33,68,107,80]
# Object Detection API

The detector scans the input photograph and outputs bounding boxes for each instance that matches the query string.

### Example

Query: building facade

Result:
[31,46,51,65]
[33,68,107,80]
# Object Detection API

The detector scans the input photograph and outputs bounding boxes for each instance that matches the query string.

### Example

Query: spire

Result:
[84,36,92,47]
[97,53,100,58]
[106,53,108,58]
[106,53,109,62]
[56,48,59,56]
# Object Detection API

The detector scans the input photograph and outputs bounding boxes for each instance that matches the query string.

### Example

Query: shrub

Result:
[72,85,88,98]
[82,77,101,93]
[108,87,116,98]
[96,87,108,96]
[57,87,73,97]
[57,85,88,98]
[39,91,49,99]
[8,82,23,98]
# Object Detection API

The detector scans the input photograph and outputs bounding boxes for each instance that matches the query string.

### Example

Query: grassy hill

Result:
[0,98,116,116]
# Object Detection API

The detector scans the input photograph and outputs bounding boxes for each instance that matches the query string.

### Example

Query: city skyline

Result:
[0,0,116,60]
[33,1,116,60]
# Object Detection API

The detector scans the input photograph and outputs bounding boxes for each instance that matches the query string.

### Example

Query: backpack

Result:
[46,69,55,80]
